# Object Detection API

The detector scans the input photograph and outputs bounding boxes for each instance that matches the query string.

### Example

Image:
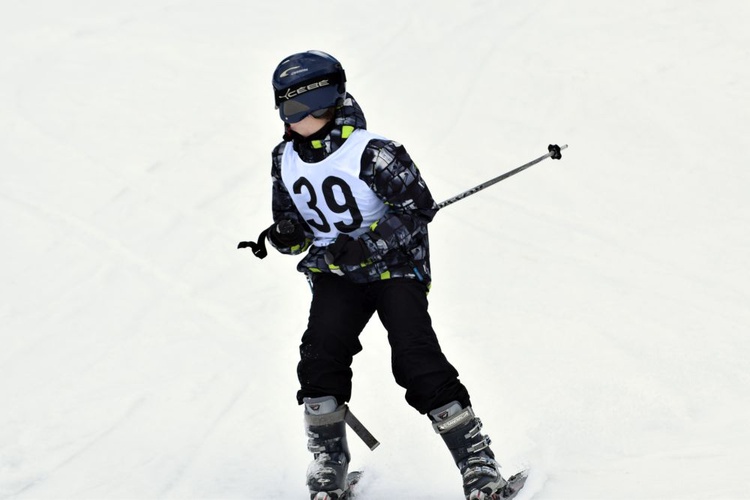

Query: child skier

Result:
[251,50,523,500]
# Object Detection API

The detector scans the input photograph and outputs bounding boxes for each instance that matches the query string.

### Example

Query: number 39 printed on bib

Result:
[281,130,389,247]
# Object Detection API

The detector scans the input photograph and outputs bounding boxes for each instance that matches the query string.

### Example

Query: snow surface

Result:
[2,1,750,499]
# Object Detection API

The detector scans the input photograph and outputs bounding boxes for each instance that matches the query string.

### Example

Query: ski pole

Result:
[437,144,567,210]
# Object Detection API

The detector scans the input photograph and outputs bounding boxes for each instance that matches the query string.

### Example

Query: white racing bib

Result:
[281,129,389,247]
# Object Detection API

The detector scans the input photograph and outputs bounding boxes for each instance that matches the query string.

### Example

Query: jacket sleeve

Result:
[358,139,438,256]
[269,142,313,255]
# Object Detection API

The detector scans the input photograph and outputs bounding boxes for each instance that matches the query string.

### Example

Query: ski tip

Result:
[496,469,530,500]
[347,470,363,482]
[339,470,364,500]
[507,468,530,486]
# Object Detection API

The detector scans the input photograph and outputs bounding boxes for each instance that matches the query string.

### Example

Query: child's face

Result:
[288,114,329,138]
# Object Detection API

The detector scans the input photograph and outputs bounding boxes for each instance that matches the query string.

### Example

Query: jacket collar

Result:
[286,94,367,163]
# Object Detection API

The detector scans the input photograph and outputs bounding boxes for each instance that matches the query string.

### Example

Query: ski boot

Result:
[304,396,351,500]
[431,401,511,500]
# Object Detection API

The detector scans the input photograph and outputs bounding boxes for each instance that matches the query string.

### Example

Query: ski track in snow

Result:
[7,397,148,498]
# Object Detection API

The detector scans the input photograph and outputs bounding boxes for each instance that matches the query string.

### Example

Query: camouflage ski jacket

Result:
[268,94,438,286]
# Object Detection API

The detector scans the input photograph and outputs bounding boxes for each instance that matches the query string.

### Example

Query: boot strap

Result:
[306,405,380,451]
[432,407,476,434]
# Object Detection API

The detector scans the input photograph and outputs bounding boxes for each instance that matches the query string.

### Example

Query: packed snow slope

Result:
[2,1,749,499]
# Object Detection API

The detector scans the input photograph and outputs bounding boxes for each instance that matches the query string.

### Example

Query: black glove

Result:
[324,233,370,267]
[269,220,306,247]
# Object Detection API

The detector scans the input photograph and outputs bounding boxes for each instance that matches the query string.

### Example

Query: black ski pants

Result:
[296,274,471,415]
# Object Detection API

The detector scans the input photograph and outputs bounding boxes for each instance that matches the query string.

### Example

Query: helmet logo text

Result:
[279,65,305,78]
[280,79,331,101]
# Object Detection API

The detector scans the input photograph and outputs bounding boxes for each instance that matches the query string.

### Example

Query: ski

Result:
[467,469,528,500]
[341,470,363,499]
[495,469,528,500]
[311,470,363,500]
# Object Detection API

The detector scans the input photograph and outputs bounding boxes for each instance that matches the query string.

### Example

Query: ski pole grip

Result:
[548,144,564,160]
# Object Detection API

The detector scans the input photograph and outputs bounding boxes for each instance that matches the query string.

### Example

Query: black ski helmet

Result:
[272,50,346,123]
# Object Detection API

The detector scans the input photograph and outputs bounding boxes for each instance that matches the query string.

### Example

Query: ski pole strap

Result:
[237,226,272,259]
[344,407,380,451]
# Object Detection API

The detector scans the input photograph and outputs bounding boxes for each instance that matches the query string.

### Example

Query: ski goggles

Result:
[274,73,344,123]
